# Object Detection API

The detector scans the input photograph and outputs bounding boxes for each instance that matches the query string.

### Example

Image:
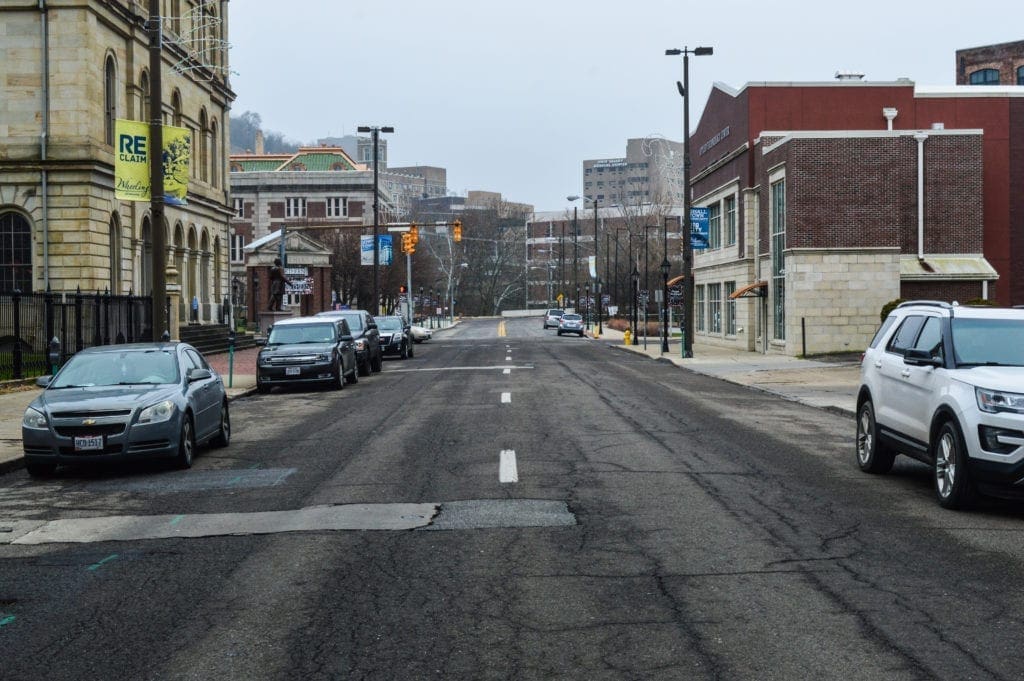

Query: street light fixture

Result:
[666,45,712,358]
[356,124,394,315]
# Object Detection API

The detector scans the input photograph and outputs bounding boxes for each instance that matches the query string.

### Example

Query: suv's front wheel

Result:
[856,400,895,473]
[934,420,976,509]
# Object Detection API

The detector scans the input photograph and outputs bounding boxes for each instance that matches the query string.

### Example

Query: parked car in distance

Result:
[257,316,358,393]
[543,309,565,329]
[376,316,414,359]
[557,313,585,337]
[315,309,382,376]
[22,342,229,477]
[410,324,432,343]
[856,300,1024,509]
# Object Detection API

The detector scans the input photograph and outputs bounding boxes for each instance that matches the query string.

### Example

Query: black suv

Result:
[315,309,382,376]
[256,316,358,393]
[376,316,414,359]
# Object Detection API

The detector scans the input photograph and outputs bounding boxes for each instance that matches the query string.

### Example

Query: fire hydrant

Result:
[623,329,632,346]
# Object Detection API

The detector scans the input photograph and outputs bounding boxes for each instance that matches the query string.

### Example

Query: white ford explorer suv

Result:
[857,301,1024,509]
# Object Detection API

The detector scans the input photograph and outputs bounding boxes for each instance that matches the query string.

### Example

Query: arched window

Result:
[0,212,33,292]
[109,215,121,293]
[969,68,1000,85]
[199,109,209,183]
[140,69,150,122]
[104,55,117,145]
[171,89,182,126]
[210,118,220,188]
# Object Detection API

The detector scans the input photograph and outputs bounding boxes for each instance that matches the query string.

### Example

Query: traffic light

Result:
[409,222,419,244]
[401,232,415,254]
[452,219,462,243]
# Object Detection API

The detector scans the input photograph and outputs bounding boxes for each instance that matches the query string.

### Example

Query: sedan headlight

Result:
[259,353,272,366]
[22,407,47,429]
[976,387,1024,414]
[138,400,176,424]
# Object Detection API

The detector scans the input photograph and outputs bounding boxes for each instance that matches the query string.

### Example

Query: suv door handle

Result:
[901,369,911,378]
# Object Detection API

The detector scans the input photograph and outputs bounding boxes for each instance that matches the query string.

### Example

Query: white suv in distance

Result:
[857,301,1024,509]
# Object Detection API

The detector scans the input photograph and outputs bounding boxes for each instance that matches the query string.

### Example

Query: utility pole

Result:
[357,125,394,315]
[147,0,167,340]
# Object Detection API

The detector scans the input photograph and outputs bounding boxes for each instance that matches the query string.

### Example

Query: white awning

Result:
[900,255,998,281]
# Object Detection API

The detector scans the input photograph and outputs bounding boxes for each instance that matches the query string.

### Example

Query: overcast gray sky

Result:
[228,0,1019,211]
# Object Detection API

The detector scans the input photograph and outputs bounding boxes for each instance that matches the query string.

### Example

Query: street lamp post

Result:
[568,195,600,335]
[660,258,670,353]
[666,45,712,358]
[356,125,394,316]
[630,266,639,344]
[585,283,591,330]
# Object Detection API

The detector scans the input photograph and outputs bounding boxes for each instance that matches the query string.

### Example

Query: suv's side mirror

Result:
[903,348,942,368]
[340,334,354,342]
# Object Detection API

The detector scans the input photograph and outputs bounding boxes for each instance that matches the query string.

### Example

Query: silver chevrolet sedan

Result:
[21,342,229,477]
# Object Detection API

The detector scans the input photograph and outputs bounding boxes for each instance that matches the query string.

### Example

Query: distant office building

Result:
[956,40,1024,85]
[582,138,684,209]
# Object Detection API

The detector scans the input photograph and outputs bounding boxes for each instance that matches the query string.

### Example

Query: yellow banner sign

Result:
[114,119,191,205]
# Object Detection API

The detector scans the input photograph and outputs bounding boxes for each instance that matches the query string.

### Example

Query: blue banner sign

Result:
[360,234,394,266]
[690,207,709,250]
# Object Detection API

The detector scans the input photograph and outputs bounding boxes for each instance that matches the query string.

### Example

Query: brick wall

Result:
[956,40,1024,84]
[901,281,985,302]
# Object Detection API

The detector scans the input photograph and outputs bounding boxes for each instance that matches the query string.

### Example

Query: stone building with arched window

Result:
[0,1,234,331]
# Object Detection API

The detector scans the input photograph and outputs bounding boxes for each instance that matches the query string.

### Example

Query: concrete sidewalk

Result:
[592,326,860,417]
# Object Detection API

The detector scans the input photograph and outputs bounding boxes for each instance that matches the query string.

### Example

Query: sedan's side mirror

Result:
[340,334,354,342]
[187,368,212,382]
[255,337,267,346]
[36,375,52,387]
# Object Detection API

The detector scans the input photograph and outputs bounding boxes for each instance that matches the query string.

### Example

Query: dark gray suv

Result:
[257,317,358,393]
[315,309,382,376]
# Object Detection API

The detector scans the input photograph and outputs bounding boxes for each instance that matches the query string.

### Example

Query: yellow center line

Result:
[498,320,507,337]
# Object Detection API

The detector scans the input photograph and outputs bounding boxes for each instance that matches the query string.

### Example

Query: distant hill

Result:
[229,111,302,154]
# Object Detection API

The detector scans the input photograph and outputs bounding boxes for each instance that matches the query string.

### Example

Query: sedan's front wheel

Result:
[212,402,230,448]
[176,415,195,469]
[934,420,976,509]
[332,360,345,390]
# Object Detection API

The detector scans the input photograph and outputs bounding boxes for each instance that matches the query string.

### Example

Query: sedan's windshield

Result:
[952,317,1024,366]
[562,314,582,321]
[377,318,404,331]
[268,324,336,345]
[51,350,179,388]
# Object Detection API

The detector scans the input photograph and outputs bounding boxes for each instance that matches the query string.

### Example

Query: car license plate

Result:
[285,366,301,376]
[74,435,104,451]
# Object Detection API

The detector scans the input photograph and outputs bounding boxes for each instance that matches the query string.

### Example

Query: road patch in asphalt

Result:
[423,499,575,531]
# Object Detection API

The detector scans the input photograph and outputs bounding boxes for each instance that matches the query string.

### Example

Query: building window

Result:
[771,178,786,340]
[230,234,245,263]
[104,56,117,146]
[171,90,182,126]
[695,284,705,332]
[708,283,721,334]
[725,195,737,246]
[326,197,348,218]
[140,69,150,122]
[210,119,219,188]
[969,68,1000,85]
[199,109,209,183]
[233,198,243,217]
[286,197,306,218]
[109,216,121,293]
[724,281,736,335]
[0,212,32,292]
[708,203,721,249]
[1018,66,1024,85]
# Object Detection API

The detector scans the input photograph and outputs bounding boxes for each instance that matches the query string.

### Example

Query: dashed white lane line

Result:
[501,392,511,404]
[499,450,518,483]
[503,368,511,375]
[505,355,512,361]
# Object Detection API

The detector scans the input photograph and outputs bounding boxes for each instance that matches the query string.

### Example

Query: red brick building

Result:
[687,78,1024,355]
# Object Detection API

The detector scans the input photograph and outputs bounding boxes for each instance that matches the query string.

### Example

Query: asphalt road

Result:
[4,317,1024,680]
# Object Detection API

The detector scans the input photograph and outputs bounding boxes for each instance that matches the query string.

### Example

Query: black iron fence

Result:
[0,290,161,379]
